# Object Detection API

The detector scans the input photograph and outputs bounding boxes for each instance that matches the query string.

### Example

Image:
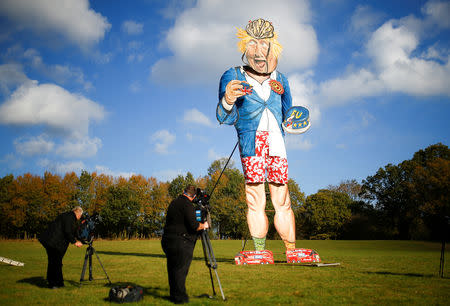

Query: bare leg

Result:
[245,183,268,238]
[269,183,295,244]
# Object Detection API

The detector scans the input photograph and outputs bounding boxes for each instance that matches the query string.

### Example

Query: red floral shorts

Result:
[241,131,288,184]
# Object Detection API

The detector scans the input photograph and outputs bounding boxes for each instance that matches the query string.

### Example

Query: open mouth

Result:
[254,59,266,70]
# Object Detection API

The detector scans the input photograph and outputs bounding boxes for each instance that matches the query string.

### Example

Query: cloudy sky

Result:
[0,0,449,195]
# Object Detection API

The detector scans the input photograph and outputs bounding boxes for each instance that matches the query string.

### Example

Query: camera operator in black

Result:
[38,206,83,288]
[161,185,209,304]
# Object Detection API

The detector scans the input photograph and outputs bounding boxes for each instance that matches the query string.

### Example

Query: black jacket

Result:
[163,195,199,241]
[39,211,78,253]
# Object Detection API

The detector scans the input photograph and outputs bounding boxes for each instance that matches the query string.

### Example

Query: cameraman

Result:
[161,185,209,304]
[38,206,83,288]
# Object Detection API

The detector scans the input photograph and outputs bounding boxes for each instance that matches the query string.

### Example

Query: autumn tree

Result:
[302,189,352,239]
[0,174,14,237]
[100,184,140,238]
[42,172,66,222]
[409,143,450,240]
[360,143,450,240]
[360,162,416,239]
[89,173,113,214]
[205,159,247,239]
[61,172,80,210]
[168,172,195,200]
[8,174,46,238]
[327,179,362,202]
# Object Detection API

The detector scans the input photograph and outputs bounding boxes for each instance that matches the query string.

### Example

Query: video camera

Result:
[77,212,102,244]
[193,188,210,223]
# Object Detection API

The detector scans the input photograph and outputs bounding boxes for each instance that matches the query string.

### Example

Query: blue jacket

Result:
[216,67,292,157]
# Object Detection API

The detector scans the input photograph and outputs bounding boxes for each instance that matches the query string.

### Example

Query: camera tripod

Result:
[80,242,111,284]
[195,141,238,301]
[200,226,226,301]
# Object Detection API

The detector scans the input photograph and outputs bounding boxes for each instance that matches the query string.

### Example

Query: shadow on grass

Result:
[96,250,235,264]
[192,255,235,263]
[365,271,435,278]
[17,276,48,288]
[97,250,166,259]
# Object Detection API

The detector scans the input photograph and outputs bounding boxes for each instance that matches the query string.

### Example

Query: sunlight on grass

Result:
[0,240,449,305]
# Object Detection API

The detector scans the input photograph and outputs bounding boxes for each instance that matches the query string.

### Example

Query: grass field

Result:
[0,239,449,305]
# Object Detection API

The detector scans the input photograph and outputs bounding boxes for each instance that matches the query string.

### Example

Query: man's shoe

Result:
[235,250,274,265]
[286,248,321,263]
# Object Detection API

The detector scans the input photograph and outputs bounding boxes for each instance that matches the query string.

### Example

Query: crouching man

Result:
[39,206,83,288]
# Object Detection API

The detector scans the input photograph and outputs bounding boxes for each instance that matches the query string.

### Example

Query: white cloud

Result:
[56,137,102,158]
[151,129,176,154]
[39,159,86,174]
[318,68,385,106]
[0,80,106,139]
[288,72,321,123]
[94,165,134,179]
[368,21,450,96]
[315,1,450,108]
[0,0,110,49]
[1,153,23,169]
[4,46,93,91]
[0,63,30,95]
[150,0,318,83]
[14,134,55,156]
[152,169,184,182]
[121,20,144,35]
[207,148,224,161]
[422,0,450,29]
[285,135,313,151]
[349,5,384,37]
[422,45,449,62]
[183,108,213,126]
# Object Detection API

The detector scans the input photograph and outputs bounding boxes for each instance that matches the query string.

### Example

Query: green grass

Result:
[0,239,449,305]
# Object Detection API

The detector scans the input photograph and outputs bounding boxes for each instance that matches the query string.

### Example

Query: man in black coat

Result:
[39,206,83,288]
[161,185,209,304]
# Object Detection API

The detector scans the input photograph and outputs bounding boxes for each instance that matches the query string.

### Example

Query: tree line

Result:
[0,143,448,241]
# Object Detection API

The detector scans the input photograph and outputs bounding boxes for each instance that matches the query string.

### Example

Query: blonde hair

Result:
[236,19,283,59]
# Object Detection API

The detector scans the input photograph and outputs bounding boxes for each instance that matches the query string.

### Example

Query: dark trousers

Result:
[161,236,196,303]
[44,246,65,287]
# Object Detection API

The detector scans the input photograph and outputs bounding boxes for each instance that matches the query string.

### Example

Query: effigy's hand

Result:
[225,80,250,105]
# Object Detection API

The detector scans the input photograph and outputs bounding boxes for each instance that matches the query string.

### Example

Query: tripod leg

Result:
[202,230,226,300]
[201,231,216,296]
[88,247,93,281]
[92,247,112,284]
[80,247,90,282]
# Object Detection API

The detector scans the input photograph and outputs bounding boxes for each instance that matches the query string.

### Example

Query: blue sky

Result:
[0,0,449,195]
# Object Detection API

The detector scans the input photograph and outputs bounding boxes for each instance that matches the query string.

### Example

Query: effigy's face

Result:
[245,38,277,74]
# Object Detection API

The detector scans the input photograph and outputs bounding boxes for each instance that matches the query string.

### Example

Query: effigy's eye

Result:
[247,40,256,48]
[260,41,269,49]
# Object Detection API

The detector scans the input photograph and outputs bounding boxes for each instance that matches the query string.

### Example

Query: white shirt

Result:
[221,67,287,158]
